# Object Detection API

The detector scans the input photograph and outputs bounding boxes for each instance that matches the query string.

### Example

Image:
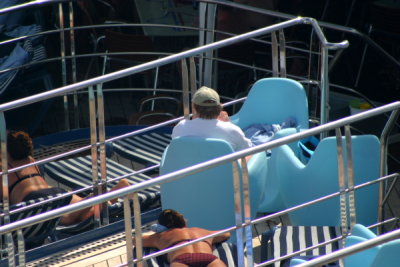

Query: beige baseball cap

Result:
[192,86,220,106]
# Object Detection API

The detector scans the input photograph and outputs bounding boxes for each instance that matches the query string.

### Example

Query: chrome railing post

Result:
[132,192,143,267]
[320,44,329,135]
[0,113,15,267]
[344,125,356,228]
[58,2,69,130]
[97,84,109,225]
[69,0,79,129]
[190,56,197,95]
[88,86,101,228]
[199,2,216,87]
[181,59,190,119]
[240,158,254,267]
[16,230,25,266]
[335,128,348,250]
[124,194,134,267]
[271,31,279,77]
[232,160,245,266]
[279,29,287,77]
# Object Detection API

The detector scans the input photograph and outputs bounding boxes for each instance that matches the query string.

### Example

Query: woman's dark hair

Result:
[7,131,33,160]
[158,209,186,229]
[194,104,222,119]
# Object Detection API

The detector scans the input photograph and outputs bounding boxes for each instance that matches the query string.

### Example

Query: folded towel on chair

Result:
[243,117,297,145]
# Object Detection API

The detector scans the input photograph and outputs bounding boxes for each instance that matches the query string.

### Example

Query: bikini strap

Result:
[8,162,21,180]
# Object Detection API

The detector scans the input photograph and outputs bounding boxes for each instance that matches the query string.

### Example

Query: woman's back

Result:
[7,156,49,204]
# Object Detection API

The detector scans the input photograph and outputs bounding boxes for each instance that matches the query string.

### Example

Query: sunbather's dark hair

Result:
[158,209,186,229]
[7,130,33,160]
[193,103,222,119]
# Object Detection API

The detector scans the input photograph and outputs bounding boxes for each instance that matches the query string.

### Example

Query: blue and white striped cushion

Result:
[43,155,159,207]
[112,132,171,165]
[261,226,342,267]
[7,194,71,242]
[138,241,238,267]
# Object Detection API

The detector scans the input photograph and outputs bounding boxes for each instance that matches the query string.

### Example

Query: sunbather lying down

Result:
[135,209,231,267]
[3,130,130,226]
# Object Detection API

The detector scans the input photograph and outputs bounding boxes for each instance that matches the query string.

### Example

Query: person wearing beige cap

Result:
[171,86,252,152]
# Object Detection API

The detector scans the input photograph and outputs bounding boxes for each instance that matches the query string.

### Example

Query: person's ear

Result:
[191,104,197,114]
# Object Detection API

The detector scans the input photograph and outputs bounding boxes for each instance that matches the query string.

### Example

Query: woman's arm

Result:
[134,233,160,248]
[212,231,231,243]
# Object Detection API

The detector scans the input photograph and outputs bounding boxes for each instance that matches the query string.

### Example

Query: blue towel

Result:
[243,117,297,146]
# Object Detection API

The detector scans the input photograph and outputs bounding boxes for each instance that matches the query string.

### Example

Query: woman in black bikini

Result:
[2,130,130,225]
[138,209,231,267]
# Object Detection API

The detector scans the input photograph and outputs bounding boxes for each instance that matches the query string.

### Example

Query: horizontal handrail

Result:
[0,0,68,15]
[0,16,345,112]
[0,101,399,235]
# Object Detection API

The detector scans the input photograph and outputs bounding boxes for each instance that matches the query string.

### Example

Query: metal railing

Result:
[1,1,399,266]
[0,101,399,266]
[0,16,348,226]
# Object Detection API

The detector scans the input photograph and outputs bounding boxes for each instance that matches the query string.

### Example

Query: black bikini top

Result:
[8,162,42,194]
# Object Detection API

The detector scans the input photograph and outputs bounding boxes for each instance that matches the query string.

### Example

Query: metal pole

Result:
[0,113,15,267]
[97,84,109,225]
[88,86,101,228]
[232,160,245,267]
[181,59,190,119]
[58,2,69,130]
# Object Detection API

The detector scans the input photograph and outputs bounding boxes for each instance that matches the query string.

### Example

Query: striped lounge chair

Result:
[111,128,172,166]
[261,226,342,267]
[43,155,160,210]
[1,193,71,249]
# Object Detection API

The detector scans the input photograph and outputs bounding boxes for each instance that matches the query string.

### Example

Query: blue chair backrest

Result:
[160,136,268,235]
[230,78,309,131]
[160,137,237,231]
[278,135,380,226]
[345,224,400,267]
[345,236,379,266]
[370,239,400,267]
[351,223,377,239]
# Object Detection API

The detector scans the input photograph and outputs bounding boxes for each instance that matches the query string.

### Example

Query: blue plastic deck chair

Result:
[229,78,309,213]
[230,77,309,133]
[276,135,380,226]
[159,136,268,239]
